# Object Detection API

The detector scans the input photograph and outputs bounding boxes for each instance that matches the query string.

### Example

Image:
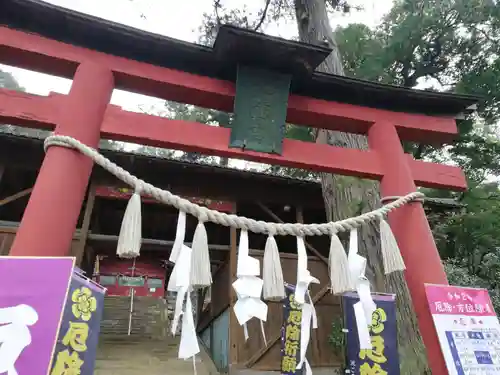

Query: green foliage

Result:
[327,317,345,353]
[334,0,500,160]
[335,24,392,83]
[445,259,500,313]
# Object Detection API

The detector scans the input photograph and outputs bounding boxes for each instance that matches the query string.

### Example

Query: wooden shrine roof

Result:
[1,0,479,116]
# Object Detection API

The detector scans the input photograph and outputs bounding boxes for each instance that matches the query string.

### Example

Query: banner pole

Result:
[127,258,136,336]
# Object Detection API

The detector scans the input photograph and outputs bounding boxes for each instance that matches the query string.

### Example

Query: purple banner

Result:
[343,292,400,375]
[281,283,303,375]
[50,271,106,375]
[0,257,75,375]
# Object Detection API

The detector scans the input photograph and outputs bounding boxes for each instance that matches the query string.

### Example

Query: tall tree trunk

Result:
[293,0,429,373]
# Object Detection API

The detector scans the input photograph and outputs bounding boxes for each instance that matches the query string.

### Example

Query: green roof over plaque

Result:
[212,26,332,154]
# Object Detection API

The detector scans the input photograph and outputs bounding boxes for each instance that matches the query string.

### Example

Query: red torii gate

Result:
[0,2,478,373]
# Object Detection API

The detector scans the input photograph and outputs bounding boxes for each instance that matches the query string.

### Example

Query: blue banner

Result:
[281,284,303,375]
[50,270,106,375]
[343,292,400,375]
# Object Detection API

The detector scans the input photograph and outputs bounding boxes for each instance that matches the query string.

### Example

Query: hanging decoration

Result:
[297,291,317,375]
[295,237,319,304]
[43,134,423,369]
[380,218,406,274]
[328,232,354,294]
[169,211,186,264]
[116,187,142,258]
[189,217,212,289]
[294,238,319,375]
[232,230,268,342]
[348,228,377,350]
[262,234,285,301]
[167,243,200,372]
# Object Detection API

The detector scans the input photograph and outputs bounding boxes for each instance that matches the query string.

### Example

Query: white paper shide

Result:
[232,230,268,341]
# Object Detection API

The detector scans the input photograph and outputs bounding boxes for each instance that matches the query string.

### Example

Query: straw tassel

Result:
[380,218,406,274]
[190,220,212,288]
[262,235,285,301]
[116,189,142,259]
[329,233,354,294]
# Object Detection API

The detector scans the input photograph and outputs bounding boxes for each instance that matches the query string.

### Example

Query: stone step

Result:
[94,295,218,375]
[94,337,215,375]
[100,295,169,339]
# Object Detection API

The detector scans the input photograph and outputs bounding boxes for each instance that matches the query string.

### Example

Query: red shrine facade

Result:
[97,257,166,298]
[0,0,479,373]
[93,186,236,299]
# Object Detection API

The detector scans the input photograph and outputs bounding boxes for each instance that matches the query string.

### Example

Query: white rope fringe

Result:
[262,235,285,301]
[116,189,142,258]
[190,220,212,288]
[328,233,354,294]
[380,219,406,274]
[44,135,424,237]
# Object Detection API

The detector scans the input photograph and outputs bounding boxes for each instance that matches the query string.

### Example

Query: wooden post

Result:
[72,184,97,266]
[368,121,448,375]
[9,63,114,257]
[257,202,328,265]
[228,204,240,374]
[0,188,33,207]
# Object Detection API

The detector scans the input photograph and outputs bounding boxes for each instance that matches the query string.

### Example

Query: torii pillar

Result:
[369,121,449,375]
[8,63,114,257]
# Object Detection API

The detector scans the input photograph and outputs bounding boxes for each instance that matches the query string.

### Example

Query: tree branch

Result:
[253,0,272,31]
[413,143,427,160]
[213,0,222,25]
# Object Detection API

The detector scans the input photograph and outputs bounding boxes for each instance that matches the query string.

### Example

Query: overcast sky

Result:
[0,0,394,112]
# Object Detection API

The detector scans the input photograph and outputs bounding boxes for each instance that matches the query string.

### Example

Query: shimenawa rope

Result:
[43,134,424,236]
[44,133,418,371]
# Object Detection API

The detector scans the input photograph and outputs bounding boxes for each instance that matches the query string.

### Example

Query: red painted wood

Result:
[0,88,467,190]
[101,107,382,180]
[409,157,467,191]
[94,185,236,212]
[368,121,449,375]
[287,95,458,143]
[0,26,458,143]
[0,24,467,370]
[9,63,114,257]
[97,258,165,299]
[0,90,58,130]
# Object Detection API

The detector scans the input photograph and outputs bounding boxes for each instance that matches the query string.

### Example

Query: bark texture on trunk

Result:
[293,0,429,373]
